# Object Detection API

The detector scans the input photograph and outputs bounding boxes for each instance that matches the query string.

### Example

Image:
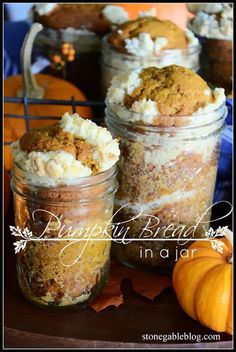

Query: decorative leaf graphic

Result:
[205,227,215,238]
[211,240,224,254]
[22,227,33,239]
[205,226,227,239]
[9,226,24,238]
[215,226,229,236]
[13,240,27,253]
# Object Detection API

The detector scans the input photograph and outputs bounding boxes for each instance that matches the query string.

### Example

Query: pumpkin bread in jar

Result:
[32,3,129,99]
[101,15,200,95]
[188,3,233,94]
[10,113,120,307]
[105,65,227,272]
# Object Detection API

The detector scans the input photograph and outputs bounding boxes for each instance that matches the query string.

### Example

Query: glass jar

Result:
[105,103,227,273]
[197,35,232,94]
[11,162,117,308]
[101,36,201,97]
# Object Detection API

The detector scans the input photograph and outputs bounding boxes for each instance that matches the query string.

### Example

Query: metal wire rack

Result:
[4,96,106,145]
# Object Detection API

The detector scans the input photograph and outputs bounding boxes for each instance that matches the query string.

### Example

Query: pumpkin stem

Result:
[223,229,233,264]
[17,23,45,99]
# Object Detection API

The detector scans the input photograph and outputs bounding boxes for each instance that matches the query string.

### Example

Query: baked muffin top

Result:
[19,124,95,170]
[33,4,128,34]
[106,65,225,125]
[124,66,213,116]
[108,16,188,50]
[11,113,120,183]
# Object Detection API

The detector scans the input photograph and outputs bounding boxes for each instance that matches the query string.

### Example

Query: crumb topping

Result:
[20,124,95,169]
[11,113,120,184]
[124,66,214,116]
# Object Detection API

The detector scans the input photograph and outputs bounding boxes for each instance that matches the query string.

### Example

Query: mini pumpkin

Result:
[173,228,233,335]
[4,23,93,171]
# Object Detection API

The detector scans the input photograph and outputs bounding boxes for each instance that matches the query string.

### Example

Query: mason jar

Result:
[101,35,201,97]
[11,161,117,308]
[105,102,227,273]
[197,35,232,95]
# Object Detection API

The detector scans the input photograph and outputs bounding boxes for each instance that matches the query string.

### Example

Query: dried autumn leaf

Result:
[90,279,123,312]
[131,272,172,300]
[89,260,172,312]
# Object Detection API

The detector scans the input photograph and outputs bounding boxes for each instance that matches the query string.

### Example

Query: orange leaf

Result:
[90,279,123,312]
[132,273,172,300]
[89,260,171,312]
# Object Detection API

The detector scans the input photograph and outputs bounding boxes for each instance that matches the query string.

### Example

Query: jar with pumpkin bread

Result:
[105,65,227,273]
[187,3,233,95]
[32,3,129,99]
[101,14,200,96]
[10,113,120,308]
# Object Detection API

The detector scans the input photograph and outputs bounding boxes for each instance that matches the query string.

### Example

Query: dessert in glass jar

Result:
[31,3,129,99]
[101,15,200,96]
[105,65,227,273]
[10,113,120,307]
[187,3,233,94]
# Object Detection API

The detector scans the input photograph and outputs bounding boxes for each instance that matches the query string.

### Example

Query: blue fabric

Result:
[4,49,18,77]
[4,20,30,78]
[214,99,233,203]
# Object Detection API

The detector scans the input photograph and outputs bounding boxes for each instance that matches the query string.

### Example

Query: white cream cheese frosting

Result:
[102,5,129,25]
[60,113,120,172]
[124,33,169,56]
[11,144,92,179]
[124,30,199,57]
[34,3,58,16]
[188,3,229,14]
[138,8,157,18]
[185,28,200,46]
[60,27,96,37]
[11,113,120,186]
[189,4,233,39]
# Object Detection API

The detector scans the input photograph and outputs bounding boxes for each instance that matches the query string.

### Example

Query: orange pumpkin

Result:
[4,74,93,171]
[173,229,233,334]
[116,3,194,29]
[4,169,11,216]
[4,23,93,171]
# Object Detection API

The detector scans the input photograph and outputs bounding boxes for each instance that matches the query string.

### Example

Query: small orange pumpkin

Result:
[4,23,93,171]
[173,228,233,335]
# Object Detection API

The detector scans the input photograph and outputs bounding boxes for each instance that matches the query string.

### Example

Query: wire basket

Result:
[4,96,105,146]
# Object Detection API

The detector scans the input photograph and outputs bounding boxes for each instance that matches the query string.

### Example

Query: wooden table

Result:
[4,204,233,349]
